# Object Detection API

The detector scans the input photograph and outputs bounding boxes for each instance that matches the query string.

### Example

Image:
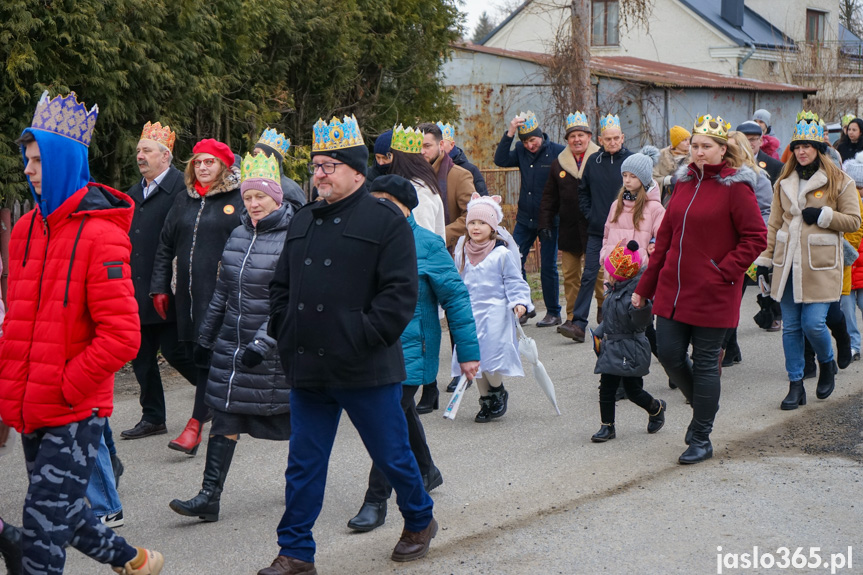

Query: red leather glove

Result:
[153,294,169,320]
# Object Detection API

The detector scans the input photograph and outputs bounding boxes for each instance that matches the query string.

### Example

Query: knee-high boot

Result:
[169,435,237,522]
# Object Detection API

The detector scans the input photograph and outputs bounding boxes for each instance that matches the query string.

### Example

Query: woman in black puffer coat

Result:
[169,153,293,523]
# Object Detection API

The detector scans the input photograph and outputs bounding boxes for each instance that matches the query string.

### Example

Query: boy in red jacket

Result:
[0,92,162,575]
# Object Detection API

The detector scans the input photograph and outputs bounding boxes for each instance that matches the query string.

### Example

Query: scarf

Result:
[795,157,820,181]
[433,152,453,224]
[194,180,211,197]
[465,238,496,266]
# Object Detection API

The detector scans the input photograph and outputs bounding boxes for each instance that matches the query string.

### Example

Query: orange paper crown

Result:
[140,121,177,152]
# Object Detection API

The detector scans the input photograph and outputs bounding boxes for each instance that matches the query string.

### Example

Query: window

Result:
[592,0,619,46]
[806,9,826,44]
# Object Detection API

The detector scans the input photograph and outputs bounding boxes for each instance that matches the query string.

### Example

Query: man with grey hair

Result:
[121,122,198,440]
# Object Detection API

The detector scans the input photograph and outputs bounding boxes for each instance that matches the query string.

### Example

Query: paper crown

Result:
[517,111,539,135]
[240,152,280,183]
[599,114,621,133]
[605,240,642,281]
[140,121,176,152]
[842,113,856,127]
[391,124,423,154]
[791,110,824,143]
[693,114,731,141]
[566,111,590,132]
[312,115,364,152]
[257,128,291,158]
[437,121,455,142]
[30,90,99,147]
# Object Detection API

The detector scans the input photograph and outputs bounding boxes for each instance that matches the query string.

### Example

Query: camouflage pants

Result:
[20,416,136,574]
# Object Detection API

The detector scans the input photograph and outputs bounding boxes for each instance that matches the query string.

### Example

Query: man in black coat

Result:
[121,122,198,440]
[261,116,436,575]
[568,115,633,342]
[737,121,783,184]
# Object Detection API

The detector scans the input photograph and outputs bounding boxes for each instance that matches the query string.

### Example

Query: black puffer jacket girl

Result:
[198,204,293,415]
[593,267,654,378]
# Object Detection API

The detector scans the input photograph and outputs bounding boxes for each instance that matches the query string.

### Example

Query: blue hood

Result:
[21,128,91,217]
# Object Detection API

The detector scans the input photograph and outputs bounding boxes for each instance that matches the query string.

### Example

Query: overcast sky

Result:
[459,0,509,38]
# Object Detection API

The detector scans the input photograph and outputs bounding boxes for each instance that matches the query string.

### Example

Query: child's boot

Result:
[591,424,616,443]
[488,384,508,419]
[647,399,667,434]
[112,547,164,574]
[0,520,22,575]
[475,396,493,423]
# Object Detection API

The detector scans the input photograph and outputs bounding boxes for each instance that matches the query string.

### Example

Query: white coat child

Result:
[452,194,535,422]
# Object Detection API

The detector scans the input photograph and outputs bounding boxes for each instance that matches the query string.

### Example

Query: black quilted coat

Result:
[198,204,293,415]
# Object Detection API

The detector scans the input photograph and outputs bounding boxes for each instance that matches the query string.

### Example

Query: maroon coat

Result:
[635,162,767,328]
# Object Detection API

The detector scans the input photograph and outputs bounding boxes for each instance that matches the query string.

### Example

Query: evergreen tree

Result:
[472,11,497,43]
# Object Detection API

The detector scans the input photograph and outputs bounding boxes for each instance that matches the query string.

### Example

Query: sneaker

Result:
[100,510,124,528]
[112,547,164,574]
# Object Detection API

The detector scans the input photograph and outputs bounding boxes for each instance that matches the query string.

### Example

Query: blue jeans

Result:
[276,384,433,563]
[780,280,834,381]
[841,293,861,352]
[512,222,560,316]
[20,417,136,572]
[570,234,603,326]
[86,430,122,516]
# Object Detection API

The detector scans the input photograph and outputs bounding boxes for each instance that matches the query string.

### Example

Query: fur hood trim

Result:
[675,163,757,189]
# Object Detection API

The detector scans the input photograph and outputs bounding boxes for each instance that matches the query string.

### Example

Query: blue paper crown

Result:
[599,114,621,133]
[517,111,539,134]
[791,110,824,143]
[30,90,99,147]
[566,111,590,132]
[257,128,291,157]
[312,115,364,152]
[437,121,455,142]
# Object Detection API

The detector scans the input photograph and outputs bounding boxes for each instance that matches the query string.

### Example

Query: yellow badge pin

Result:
[559,170,566,178]
[759,161,767,168]
[814,191,824,199]
[224,205,235,214]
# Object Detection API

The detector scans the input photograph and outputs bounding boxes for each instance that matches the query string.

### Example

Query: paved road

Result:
[2,295,862,574]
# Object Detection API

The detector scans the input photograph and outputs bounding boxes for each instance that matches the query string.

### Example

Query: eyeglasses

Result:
[307,162,345,175]
[193,158,218,168]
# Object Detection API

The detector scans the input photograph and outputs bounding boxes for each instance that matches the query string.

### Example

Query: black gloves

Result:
[539,228,553,243]
[241,347,264,368]
[193,345,212,369]
[802,207,822,225]
[756,265,771,282]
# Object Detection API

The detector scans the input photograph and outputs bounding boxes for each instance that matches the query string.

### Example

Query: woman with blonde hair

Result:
[753,112,861,410]
[151,139,244,456]
[633,114,767,464]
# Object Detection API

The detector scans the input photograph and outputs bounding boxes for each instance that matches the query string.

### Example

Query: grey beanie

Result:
[620,151,656,190]
[753,109,771,125]
[843,151,863,188]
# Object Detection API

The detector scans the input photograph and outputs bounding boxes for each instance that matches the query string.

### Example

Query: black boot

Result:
[0,521,22,575]
[169,435,237,521]
[423,465,443,492]
[816,360,837,399]
[678,434,713,464]
[416,382,439,414]
[446,376,460,393]
[475,396,493,423]
[647,399,667,434]
[803,339,817,379]
[780,380,806,410]
[591,424,616,443]
[487,384,508,419]
[347,501,387,532]
[832,316,853,369]
[684,420,694,445]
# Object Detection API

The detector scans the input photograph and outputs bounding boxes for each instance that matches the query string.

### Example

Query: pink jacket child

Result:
[601,151,666,266]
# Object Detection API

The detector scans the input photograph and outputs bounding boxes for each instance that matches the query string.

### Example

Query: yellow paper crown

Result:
[140,121,176,152]
[693,114,731,141]
[240,152,280,183]
[391,124,423,154]
[312,115,364,152]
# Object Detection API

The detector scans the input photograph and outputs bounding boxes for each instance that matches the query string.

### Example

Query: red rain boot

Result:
[168,418,203,456]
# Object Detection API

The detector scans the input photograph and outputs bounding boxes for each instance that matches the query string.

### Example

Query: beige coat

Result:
[653,146,688,180]
[754,169,861,303]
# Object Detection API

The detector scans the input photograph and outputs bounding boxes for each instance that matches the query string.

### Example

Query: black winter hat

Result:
[370,174,418,211]
[311,145,369,177]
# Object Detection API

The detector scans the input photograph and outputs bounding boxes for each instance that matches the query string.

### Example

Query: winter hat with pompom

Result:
[843,151,863,188]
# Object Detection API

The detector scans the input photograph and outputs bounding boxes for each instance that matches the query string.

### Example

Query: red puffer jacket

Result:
[852,251,863,290]
[0,184,141,433]
[635,162,767,328]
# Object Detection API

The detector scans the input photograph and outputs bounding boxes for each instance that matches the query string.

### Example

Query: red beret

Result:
[192,139,234,169]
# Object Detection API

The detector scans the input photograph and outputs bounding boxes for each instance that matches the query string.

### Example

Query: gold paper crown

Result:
[391,124,423,154]
[566,111,590,132]
[257,128,291,158]
[312,115,364,152]
[437,122,455,142]
[30,90,99,147]
[693,114,731,141]
[517,111,539,134]
[240,152,280,183]
[599,114,621,133]
[791,110,824,143]
[140,121,176,152]
[606,242,641,280]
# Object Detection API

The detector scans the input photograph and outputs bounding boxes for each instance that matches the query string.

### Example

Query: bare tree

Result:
[839,0,863,37]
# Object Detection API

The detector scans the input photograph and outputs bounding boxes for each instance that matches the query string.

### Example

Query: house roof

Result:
[479,0,530,45]
[839,22,863,46]
[677,0,794,49]
[452,42,816,93]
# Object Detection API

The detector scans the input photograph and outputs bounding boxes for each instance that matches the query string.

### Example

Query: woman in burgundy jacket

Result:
[632,115,767,465]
